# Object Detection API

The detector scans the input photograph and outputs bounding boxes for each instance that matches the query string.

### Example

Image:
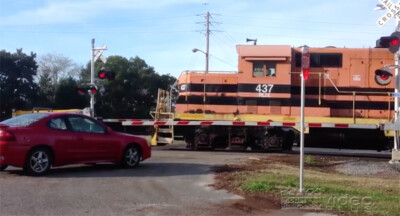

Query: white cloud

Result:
[0,0,203,26]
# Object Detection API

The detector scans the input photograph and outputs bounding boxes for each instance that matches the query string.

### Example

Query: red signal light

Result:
[303,68,310,80]
[106,71,116,80]
[98,70,107,79]
[391,38,400,46]
[98,69,115,80]
[90,89,97,94]
[77,88,86,95]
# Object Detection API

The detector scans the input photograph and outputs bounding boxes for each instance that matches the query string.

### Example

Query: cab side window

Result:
[67,116,105,134]
[253,61,264,77]
[48,118,67,130]
[265,62,276,76]
[252,61,276,77]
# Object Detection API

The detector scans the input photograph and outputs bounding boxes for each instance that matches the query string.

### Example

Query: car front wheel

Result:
[24,148,52,176]
[121,145,141,168]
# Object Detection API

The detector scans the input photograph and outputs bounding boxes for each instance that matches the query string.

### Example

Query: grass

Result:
[238,164,400,216]
[304,155,316,165]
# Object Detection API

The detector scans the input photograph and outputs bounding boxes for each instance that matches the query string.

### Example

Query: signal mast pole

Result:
[390,17,400,164]
[394,18,399,153]
[205,11,210,75]
[89,39,107,117]
[90,39,95,114]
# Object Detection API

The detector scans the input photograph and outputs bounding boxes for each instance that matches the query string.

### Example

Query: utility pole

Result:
[193,11,216,105]
[205,11,210,75]
[204,11,210,104]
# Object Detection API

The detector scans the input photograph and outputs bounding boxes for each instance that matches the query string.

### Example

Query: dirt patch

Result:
[211,154,400,215]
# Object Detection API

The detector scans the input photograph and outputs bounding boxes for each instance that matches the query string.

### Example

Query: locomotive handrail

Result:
[292,71,393,121]
[322,73,392,121]
[323,73,392,95]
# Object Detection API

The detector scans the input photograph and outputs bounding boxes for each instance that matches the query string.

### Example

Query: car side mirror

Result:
[105,127,112,134]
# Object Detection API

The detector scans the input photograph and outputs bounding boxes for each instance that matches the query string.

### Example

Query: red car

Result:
[0,113,151,176]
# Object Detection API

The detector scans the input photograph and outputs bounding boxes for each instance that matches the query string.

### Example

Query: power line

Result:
[221,15,382,27]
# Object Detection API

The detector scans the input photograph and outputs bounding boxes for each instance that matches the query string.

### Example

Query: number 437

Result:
[255,84,274,93]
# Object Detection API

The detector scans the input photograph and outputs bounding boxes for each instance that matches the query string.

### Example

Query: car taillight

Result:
[0,129,16,141]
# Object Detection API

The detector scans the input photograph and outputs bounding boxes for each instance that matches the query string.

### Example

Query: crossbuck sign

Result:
[377,0,400,27]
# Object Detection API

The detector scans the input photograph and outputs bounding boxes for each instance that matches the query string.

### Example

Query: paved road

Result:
[0,149,337,216]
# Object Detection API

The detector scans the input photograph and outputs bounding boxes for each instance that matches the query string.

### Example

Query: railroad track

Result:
[163,145,392,159]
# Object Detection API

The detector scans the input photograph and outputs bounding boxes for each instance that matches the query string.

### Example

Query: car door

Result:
[66,116,119,162]
[46,117,77,165]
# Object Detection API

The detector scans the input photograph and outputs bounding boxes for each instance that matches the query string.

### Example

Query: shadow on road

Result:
[4,162,212,178]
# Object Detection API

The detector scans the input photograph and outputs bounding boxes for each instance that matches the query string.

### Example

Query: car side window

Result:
[48,118,67,130]
[68,116,105,134]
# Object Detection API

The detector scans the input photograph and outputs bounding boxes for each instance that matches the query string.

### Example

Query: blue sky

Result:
[0,0,397,78]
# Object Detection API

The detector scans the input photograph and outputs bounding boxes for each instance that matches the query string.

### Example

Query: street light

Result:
[192,48,209,105]
[192,48,205,54]
[192,48,209,74]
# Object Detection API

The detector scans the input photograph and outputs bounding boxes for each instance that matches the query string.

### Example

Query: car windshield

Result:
[0,113,50,126]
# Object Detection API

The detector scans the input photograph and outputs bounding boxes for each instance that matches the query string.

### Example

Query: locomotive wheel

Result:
[263,134,279,151]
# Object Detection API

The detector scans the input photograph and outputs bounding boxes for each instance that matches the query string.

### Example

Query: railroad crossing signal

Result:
[376,0,400,27]
[376,31,400,53]
[93,45,107,63]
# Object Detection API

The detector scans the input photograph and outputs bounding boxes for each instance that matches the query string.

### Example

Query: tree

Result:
[54,77,87,109]
[92,56,176,118]
[37,72,53,107]
[0,49,39,120]
[37,53,81,103]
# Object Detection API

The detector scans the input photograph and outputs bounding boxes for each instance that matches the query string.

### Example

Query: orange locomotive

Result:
[159,45,395,151]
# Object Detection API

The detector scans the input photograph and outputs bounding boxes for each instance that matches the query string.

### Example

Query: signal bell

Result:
[376,32,400,53]
[374,68,393,86]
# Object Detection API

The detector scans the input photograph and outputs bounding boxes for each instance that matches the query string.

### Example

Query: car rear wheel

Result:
[24,148,52,176]
[0,165,8,171]
[121,145,141,168]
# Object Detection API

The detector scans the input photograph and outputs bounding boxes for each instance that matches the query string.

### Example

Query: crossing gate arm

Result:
[117,119,379,129]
